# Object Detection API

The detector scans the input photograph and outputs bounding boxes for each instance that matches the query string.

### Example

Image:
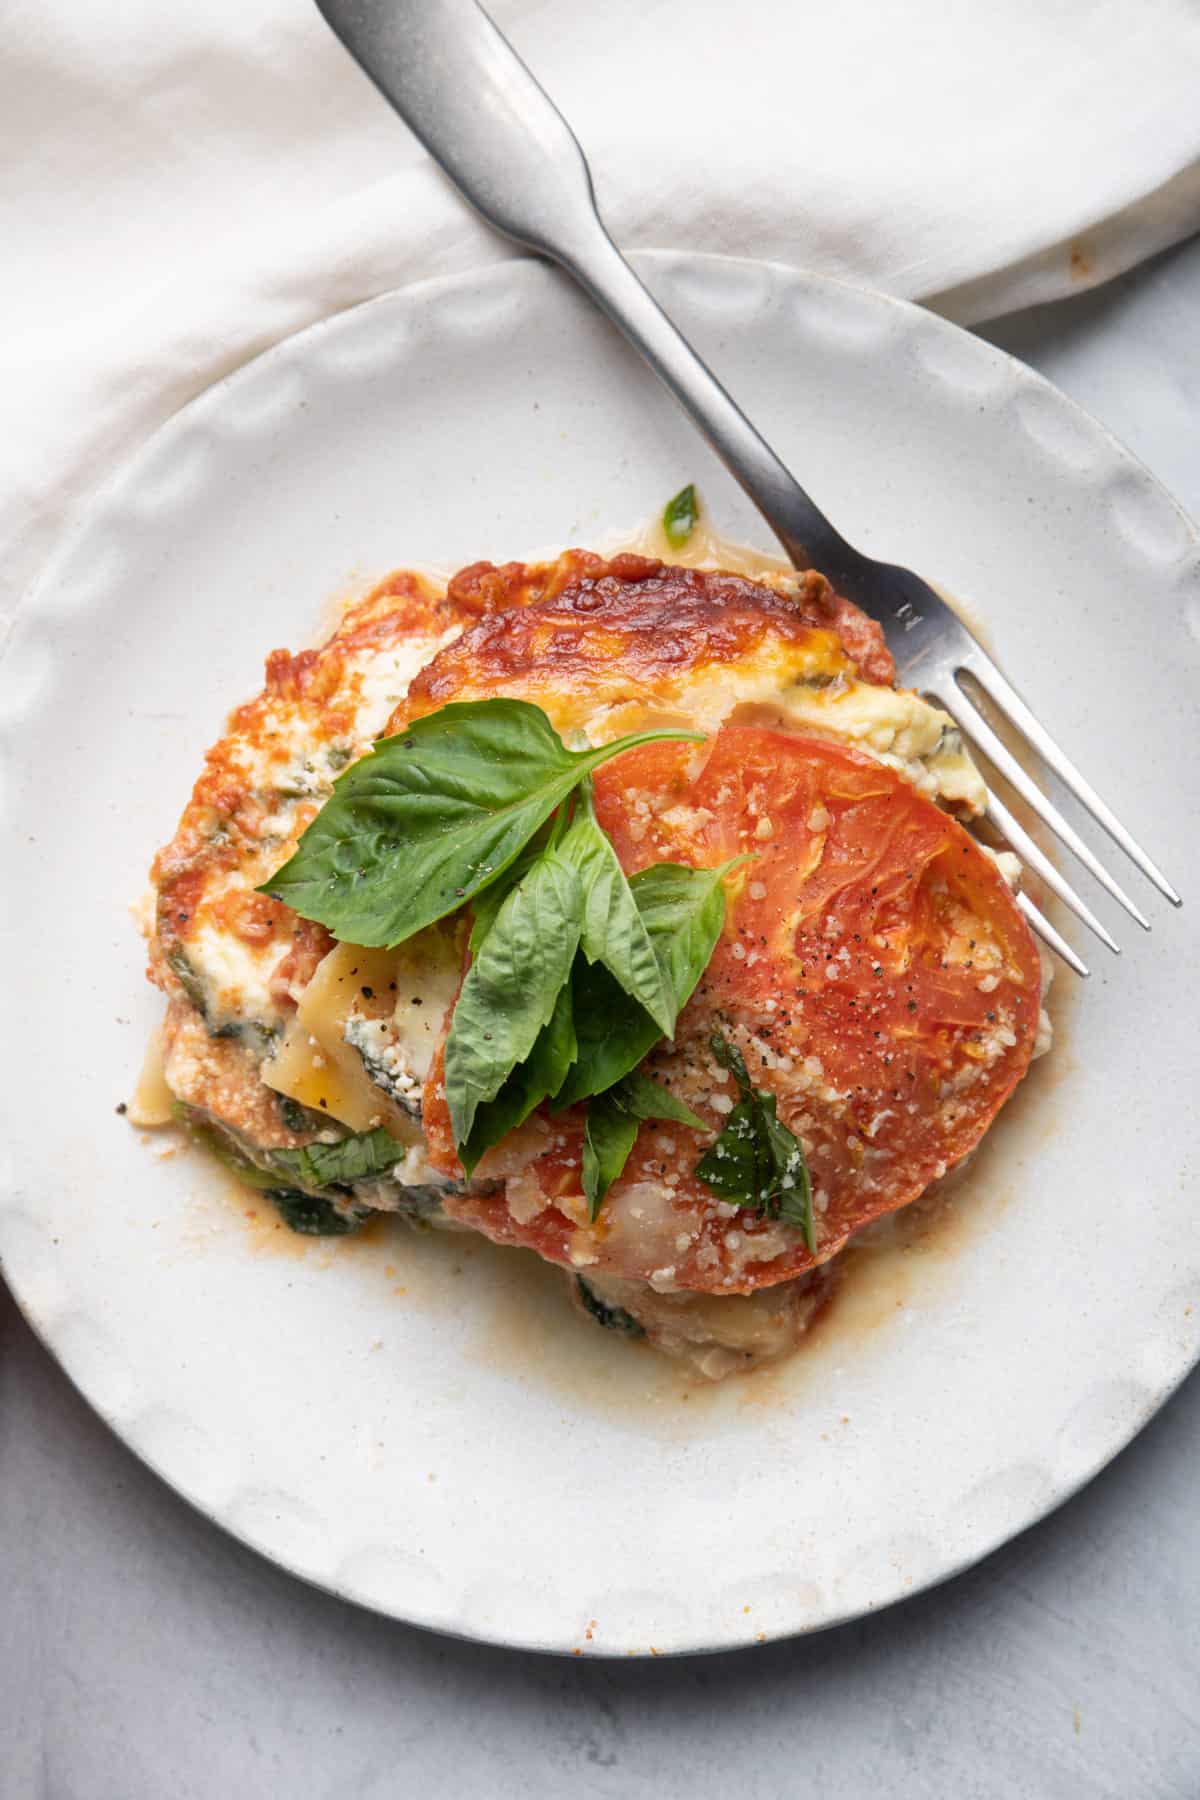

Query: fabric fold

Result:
[4,0,1200,618]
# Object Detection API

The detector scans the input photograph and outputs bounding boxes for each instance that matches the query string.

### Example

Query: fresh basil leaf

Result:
[662,482,700,548]
[260,698,701,948]
[270,1125,406,1193]
[557,783,675,1035]
[466,829,542,953]
[608,1070,707,1132]
[582,1092,641,1222]
[694,1033,814,1250]
[580,1069,708,1220]
[459,981,577,1176]
[444,845,583,1147]
[468,872,517,956]
[757,1103,813,1242]
[555,856,747,1107]
[555,959,654,1107]
[468,802,581,954]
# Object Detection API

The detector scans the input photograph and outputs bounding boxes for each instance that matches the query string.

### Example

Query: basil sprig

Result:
[558,782,676,1036]
[459,984,577,1175]
[582,1072,706,1221]
[260,698,700,948]
[444,844,583,1149]
[261,693,749,1189]
[662,482,700,548]
[554,857,748,1107]
[450,836,741,1172]
[694,1034,815,1250]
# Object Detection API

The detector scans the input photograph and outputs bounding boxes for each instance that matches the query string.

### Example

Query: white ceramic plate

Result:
[2,255,1197,1656]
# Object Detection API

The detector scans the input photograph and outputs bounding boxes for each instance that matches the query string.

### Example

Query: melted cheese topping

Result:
[176,607,982,1052]
[609,525,985,809]
[174,627,461,1040]
[572,656,983,815]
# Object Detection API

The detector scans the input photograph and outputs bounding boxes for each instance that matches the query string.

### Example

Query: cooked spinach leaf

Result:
[575,1276,645,1337]
[694,1033,814,1250]
[269,1125,406,1193]
[165,945,210,1016]
[184,1124,373,1235]
[275,1092,325,1135]
[268,1190,364,1236]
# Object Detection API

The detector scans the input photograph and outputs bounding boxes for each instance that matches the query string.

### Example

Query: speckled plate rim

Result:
[1,251,1197,1657]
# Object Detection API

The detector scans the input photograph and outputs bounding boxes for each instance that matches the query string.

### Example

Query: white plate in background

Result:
[1,253,1197,1654]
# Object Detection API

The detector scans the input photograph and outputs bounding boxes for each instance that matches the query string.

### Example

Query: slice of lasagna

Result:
[141,546,1048,1379]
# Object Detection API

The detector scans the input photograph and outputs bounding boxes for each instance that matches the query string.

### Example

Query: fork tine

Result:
[1017,892,1089,978]
[931,677,1152,932]
[985,788,1119,956]
[962,653,1181,907]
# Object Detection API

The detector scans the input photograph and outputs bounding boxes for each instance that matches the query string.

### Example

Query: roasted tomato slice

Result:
[433,727,1043,1293]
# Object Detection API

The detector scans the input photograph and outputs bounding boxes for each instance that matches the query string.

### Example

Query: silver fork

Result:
[315,0,1182,975]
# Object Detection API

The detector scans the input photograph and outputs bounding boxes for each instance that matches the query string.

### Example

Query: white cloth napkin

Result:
[4,0,1200,623]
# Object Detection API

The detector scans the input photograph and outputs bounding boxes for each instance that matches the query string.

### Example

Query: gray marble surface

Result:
[4,233,1200,1800]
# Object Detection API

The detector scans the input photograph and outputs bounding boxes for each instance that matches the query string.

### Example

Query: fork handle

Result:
[316,0,852,574]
